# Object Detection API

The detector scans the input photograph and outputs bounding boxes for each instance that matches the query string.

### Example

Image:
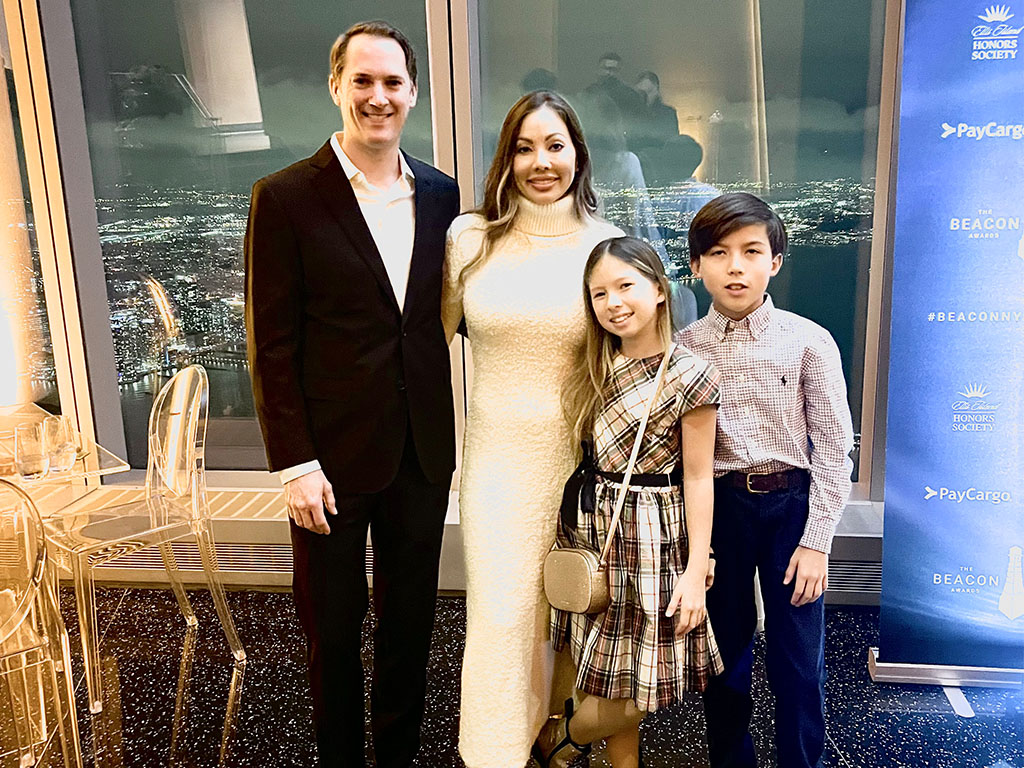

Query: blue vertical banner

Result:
[880,0,1024,669]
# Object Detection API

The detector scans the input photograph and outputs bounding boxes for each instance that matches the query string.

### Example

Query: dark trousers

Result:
[290,433,449,768]
[701,473,826,768]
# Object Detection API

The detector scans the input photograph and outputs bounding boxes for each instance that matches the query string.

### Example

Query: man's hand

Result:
[285,470,336,535]
[783,546,828,607]
[705,556,716,591]
[666,569,707,637]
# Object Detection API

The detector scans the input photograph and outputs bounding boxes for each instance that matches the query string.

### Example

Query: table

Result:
[0,403,129,482]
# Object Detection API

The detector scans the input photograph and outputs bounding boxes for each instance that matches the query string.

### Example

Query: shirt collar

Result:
[330,132,414,187]
[708,294,775,341]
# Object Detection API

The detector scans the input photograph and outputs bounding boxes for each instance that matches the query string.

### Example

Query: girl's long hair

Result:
[562,237,674,449]
[458,91,599,285]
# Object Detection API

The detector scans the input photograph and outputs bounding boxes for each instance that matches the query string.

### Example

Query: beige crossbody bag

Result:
[543,344,675,615]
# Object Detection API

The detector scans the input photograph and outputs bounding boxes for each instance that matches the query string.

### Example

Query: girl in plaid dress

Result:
[535,236,722,768]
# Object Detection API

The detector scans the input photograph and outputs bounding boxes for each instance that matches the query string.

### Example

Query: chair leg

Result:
[169,626,198,766]
[89,656,127,768]
[72,554,103,714]
[33,570,82,768]
[158,539,198,629]
[43,574,84,768]
[20,651,45,762]
[5,654,36,768]
[194,521,246,663]
[47,657,78,768]
[219,661,246,767]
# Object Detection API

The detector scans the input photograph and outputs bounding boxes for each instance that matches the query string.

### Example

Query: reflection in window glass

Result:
[0,40,57,410]
[69,0,434,468]
[478,0,884,473]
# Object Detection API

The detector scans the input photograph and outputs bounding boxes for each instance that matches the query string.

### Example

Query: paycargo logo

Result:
[924,485,1012,503]
[940,121,1024,140]
[971,4,1023,60]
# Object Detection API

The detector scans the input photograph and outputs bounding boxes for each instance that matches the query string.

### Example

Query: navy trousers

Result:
[702,473,826,768]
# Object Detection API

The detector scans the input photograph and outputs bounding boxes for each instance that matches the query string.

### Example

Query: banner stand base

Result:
[868,647,1024,689]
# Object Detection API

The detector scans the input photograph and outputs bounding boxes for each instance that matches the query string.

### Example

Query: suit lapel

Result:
[404,154,436,321]
[310,141,400,314]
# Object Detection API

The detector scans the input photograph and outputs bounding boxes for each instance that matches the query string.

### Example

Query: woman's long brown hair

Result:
[456,90,599,286]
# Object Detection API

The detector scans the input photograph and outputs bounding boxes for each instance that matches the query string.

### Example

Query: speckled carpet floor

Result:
[32,588,1024,767]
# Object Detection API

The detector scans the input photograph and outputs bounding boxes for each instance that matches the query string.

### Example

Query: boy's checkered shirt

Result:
[677,295,854,553]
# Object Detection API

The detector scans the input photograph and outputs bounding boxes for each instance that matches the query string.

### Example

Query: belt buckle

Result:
[745,471,770,494]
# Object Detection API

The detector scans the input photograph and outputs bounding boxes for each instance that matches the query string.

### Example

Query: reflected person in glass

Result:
[582,52,644,149]
[633,71,679,154]
[244,20,460,768]
[647,134,721,226]
[576,95,692,327]
[442,91,622,768]
[647,134,720,329]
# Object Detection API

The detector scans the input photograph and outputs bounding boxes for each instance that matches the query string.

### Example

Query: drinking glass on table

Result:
[0,431,15,477]
[44,415,77,473]
[14,423,49,480]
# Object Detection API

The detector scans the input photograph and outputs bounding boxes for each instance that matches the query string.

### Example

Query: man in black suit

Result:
[244,21,460,768]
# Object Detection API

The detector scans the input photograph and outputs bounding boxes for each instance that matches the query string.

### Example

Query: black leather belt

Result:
[720,468,808,494]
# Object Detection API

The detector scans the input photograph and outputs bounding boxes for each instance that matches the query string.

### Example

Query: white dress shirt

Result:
[331,132,416,308]
[278,134,417,486]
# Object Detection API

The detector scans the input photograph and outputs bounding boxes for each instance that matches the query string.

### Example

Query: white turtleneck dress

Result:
[442,197,622,768]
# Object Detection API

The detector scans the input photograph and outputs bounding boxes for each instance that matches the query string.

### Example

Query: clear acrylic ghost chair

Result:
[44,365,246,713]
[0,478,82,768]
[87,624,246,767]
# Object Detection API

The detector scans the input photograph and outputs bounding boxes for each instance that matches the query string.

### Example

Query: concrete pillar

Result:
[173,0,270,154]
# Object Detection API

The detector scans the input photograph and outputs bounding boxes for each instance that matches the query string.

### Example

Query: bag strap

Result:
[597,343,675,567]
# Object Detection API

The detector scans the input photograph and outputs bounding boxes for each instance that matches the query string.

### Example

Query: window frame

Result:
[7,0,901,503]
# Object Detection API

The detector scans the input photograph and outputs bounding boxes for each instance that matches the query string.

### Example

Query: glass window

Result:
[476,0,886,476]
[0,20,57,412]
[67,0,434,468]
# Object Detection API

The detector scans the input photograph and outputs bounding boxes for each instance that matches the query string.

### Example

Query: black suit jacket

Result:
[244,141,460,492]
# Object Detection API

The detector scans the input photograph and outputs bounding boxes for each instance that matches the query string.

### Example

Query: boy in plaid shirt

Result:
[678,193,853,768]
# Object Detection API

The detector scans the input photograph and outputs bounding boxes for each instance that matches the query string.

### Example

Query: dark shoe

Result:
[533,698,592,768]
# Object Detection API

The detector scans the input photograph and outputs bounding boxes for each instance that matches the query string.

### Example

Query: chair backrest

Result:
[146,365,209,503]
[0,480,46,649]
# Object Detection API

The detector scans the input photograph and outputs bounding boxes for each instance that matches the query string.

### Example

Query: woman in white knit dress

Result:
[442,91,622,768]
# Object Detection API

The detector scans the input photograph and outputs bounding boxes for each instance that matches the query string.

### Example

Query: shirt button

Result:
[744,406,751,416]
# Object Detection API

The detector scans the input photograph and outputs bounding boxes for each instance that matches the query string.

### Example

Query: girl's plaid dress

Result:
[552,346,724,711]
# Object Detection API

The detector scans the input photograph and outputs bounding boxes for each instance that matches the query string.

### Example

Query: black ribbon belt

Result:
[560,442,681,530]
